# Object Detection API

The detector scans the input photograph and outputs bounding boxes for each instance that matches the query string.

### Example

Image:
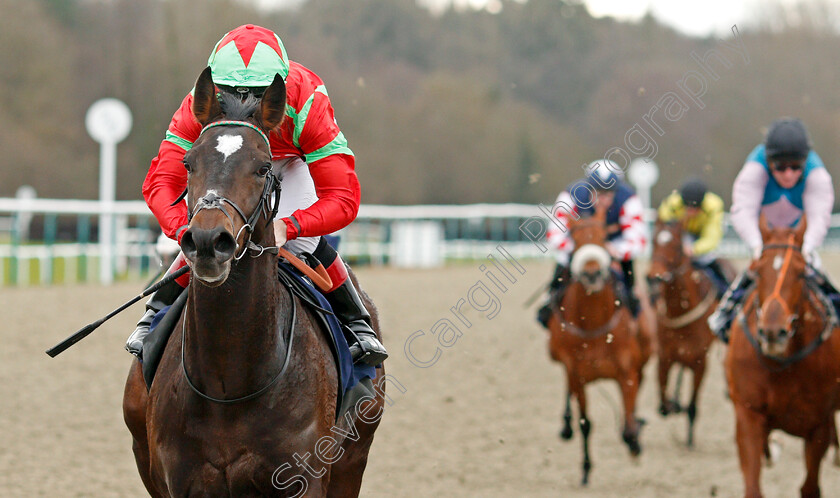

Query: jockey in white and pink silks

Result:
[125,24,387,366]
[536,160,649,328]
[708,117,836,341]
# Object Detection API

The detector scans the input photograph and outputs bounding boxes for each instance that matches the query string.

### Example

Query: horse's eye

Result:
[183,160,191,173]
[258,163,271,176]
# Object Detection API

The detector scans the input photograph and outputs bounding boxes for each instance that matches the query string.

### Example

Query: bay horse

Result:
[726,215,840,498]
[647,220,732,447]
[545,203,653,485]
[122,67,384,497]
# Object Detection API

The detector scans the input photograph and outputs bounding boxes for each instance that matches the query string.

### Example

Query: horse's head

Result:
[648,220,686,284]
[750,214,808,356]
[179,66,286,286]
[568,204,611,293]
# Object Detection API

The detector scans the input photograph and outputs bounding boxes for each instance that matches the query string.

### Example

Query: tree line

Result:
[2,0,838,209]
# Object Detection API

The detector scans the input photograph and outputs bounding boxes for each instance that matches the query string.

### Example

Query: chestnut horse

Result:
[122,67,384,497]
[647,220,733,447]
[726,215,840,498]
[545,204,653,485]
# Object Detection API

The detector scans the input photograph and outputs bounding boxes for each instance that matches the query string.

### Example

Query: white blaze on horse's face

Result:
[216,134,243,161]
[773,255,784,271]
[656,230,673,246]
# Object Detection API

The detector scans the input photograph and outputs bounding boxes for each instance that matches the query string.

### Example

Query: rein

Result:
[557,308,624,339]
[657,289,717,329]
[652,257,716,329]
[555,273,625,338]
[181,278,296,404]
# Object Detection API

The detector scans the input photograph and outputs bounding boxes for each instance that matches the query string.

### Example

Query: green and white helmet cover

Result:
[207,24,289,87]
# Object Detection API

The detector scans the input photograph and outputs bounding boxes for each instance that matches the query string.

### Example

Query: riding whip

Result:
[45,265,190,358]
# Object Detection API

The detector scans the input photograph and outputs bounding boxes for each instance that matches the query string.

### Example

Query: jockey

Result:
[708,117,836,342]
[536,160,649,328]
[656,178,729,297]
[125,24,387,366]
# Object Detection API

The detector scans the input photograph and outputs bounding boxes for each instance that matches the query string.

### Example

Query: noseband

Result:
[172,120,282,260]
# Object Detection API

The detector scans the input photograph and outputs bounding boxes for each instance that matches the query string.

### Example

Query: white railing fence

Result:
[1,196,836,286]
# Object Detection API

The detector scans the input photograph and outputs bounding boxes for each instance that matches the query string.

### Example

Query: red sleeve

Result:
[282,154,361,240]
[279,66,360,240]
[142,94,199,241]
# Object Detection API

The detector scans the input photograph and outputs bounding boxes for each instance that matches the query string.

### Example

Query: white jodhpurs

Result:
[273,157,320,255]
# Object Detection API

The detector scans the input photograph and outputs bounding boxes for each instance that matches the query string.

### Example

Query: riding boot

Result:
[125,253,190,358]
[306,238,387,366]
[707,270,753,344]
[125,276,185,358]
[325,278,388,366]
[626,292,642,318]
[537,263,570,328]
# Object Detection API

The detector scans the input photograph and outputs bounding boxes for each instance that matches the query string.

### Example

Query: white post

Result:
[86,99,132,285]
[628,158,660,212]
[99,141,116,283]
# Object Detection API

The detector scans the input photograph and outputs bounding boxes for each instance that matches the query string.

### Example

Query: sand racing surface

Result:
[3,259,840,497]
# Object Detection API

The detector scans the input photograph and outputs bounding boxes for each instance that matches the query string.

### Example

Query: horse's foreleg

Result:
[801,420,831,498]
[671,365,685,412]
[618,366,643,457]
[560,389,573,441]
[686,361,707,449]
[570,378,592,486]
[734,404,768,498]
[123,360,162,497]
[657,356,676,417]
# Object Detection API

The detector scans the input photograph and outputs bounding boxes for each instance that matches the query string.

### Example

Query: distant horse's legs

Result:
[579,415,592,486]
[620,370,643,456]
[560,391,573,440]
[734,404,768,498]
[800,420,831,498]
[570,378,592,486]
[686,361,707,449]
[658,358,680,416]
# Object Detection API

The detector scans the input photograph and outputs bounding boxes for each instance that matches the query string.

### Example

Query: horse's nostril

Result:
[214,231,236,260]
[181,231,197,258]
[182,227,235,262]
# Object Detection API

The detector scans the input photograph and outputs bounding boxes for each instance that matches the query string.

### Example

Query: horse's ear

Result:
[759,213,771,242]
[258,73,287,132]
[192,67,222,126]
[794,214,807,244]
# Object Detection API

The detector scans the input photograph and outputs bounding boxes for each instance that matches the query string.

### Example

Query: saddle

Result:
[139,261,377,421]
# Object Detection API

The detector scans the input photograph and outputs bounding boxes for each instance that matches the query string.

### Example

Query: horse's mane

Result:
[217,91,261,121]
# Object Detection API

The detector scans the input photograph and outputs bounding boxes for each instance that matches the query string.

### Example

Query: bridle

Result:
[172,120,282,260]
[738,240,838,369]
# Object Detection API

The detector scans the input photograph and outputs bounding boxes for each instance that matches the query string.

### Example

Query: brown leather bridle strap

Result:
[277,247,333,292]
